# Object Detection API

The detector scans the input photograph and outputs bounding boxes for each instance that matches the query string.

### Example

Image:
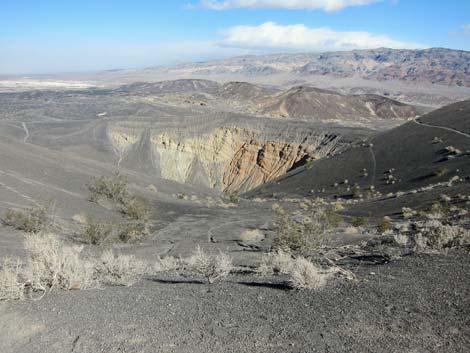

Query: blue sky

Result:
[1,0,469,74]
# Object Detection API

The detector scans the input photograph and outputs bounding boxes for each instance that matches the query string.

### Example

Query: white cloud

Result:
[449,23,470,37]
[218,22,426,51]
[199,0,380,11]
[460,23,470,34]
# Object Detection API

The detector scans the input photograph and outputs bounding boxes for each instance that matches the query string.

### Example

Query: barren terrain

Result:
[1,48,469,353]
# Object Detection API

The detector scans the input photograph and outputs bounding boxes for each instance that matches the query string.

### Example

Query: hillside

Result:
[260,86,421,120]
[248,100,470,215]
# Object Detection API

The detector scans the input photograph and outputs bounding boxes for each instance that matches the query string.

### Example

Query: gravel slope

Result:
[1,252,469,353]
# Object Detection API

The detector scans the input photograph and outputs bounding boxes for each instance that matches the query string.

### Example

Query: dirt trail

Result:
[369,145,377,187]
[21,122,30,143]
[413,118,470,138]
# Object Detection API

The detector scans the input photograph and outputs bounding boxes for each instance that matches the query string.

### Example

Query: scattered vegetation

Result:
[402,207,417,219]
[228,191,240,204]
[240,229,264,243]
[0,232,151,301]
[0,258,25,301]
[88,172,129,203]
[119,197,150,221]
[85,173,152,244]
[96,250,147,287]
[433,167,449,177]
[256,250,294,276]
[351,216,369,227]
[81,218,147,245]
[24,232,96,294]
[272,204,331,251]
[177,192,188,200]
[289,257,334,290]
[2,201,55,233]
[82,219,114,245]
[257,250,350,290]
[377,217,392,234]
[117,222,148,243]
[271,198,346,252]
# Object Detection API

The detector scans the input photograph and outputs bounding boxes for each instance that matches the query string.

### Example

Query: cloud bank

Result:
[218,22,426,51]
[199,0,380,11]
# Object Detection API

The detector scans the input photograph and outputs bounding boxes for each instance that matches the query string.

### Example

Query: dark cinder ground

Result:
[1,252,469,353]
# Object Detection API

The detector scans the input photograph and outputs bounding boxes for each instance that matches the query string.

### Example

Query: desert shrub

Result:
[351,216,369,228]
[0,258,25,301]
[228,192,240,204]
[96,250,147,286]
[177,192,188,200]
[272,205,330,251]
[402,207,416,219]
[184,246,233,284]
[118,222,147,243]
[82,219,114,245]
[88,172,128,203]
[414,220,470,250]
[324,207,342,228]
[154,256,183,273]
[433,167,448,177]
[289,257,334,290]
[24,233,96,293]
[377,217,392,234]
[256,250,295,276]
[240,229,264,243]
[72,213,87,224]
[343,226,359,234]
[120,197,150,221]
[2,201,54,233]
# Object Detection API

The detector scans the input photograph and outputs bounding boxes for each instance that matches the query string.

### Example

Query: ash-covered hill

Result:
[108,79,422,121]
[260,86,421,120]
[214,81,278,101]
[248,100,470,214]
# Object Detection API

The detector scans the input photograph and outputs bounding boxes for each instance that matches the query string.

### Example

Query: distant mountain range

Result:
[165,48,470,87]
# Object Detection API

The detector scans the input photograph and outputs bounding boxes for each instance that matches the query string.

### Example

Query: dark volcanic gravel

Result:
[1,252,469,353]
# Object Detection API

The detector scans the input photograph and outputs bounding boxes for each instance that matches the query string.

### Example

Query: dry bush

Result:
[82,219,114,245]
[24,233,96,293]
[118,222,148,243]
[154,256,183,273]
[228,192,240,204]
[377,217,392,234]
[402,207,416,219]
[272,205,330,251]
[240,229,264,243]
[72,213,87,224]
[257,250,295,276]
[2,233,152,301]
[147,184,158,193]
[0,258,25,301]
[289,257,334,290]
[351,216,369,228]
[184,246,233,284]
[343,226,359,234]
[120,197,150,221]
[414,220,470,250]
[96,250,147,286]
[2,201,54,233]
[88,172,128,203]
[433,167,448,177]
[257,252,336,290]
